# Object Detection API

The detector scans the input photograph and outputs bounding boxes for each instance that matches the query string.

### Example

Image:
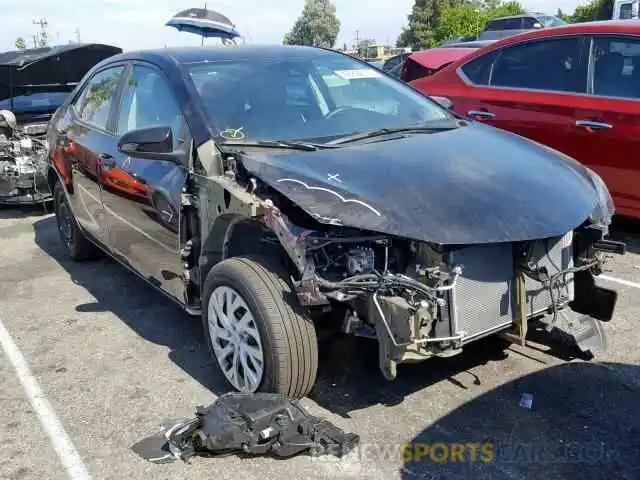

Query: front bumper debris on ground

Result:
[131,392,360,463]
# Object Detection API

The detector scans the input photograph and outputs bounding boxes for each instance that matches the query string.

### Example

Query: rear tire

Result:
[53,181,101,261]
[202,255,318,399]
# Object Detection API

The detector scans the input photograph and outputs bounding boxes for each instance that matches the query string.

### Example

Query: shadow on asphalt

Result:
[400,362,640,480]
[30,215,640,478]
[309,320,593,418]
[611,216,640,255]
[30,215,634,429]
[32,215,231,396]
[0,202,52,219]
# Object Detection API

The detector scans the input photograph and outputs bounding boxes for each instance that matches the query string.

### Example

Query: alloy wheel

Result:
[207,285,265,392]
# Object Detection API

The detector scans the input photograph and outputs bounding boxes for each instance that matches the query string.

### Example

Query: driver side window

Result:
[117,65,185,150]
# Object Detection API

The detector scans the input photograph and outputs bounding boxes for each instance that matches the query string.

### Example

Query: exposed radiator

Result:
[524,232,574,315]
[446,232,574,344]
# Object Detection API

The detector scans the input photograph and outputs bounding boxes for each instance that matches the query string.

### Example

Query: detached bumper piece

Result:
[132,393,359,464]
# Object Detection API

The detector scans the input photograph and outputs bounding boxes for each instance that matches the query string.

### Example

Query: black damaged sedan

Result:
[46,45,623,398]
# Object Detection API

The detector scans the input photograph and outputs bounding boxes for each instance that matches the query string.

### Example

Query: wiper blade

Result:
[327,124,459,145]
[220,139,332,152]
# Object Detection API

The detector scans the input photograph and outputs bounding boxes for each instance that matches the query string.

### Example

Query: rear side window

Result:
[619,3,634,19]
[489,37,586,93]
[485,19,507,31]
[383,55,403,72]
[459,50,499,85]
[74,66,124,130]
[592,36,640,99]
[502,17,524,29]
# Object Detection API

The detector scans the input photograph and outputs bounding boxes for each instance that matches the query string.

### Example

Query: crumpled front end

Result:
[262,198,622,381]
[0,120,51,205]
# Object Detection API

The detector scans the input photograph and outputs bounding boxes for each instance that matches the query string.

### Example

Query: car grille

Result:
[446,232,574,343]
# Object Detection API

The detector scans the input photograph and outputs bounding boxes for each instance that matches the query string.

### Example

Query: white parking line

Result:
[599,274,640,290]
[0,317,92,480]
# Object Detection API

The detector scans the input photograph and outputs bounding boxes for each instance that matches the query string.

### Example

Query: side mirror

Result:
[430,95,454,110]
[533,22,543,29]
[117,125,182,162]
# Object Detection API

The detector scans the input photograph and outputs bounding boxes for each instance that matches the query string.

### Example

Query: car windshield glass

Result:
[187,51,451,144]
[537,15,567,27]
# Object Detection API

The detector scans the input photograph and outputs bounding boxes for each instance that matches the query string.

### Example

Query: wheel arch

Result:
[198,213,291,293]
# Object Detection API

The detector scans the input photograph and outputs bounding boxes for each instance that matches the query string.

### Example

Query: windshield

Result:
[537,15,567,27]
[187,51,450,144]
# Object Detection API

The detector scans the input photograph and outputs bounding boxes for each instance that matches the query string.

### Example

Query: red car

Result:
[412,20,640,219]
[400,47,479,82]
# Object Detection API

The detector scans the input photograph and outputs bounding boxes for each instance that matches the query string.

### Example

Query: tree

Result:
[397,0,524,49]
[283,0,340,48]
[435,2,525,44]
[15,37,26,51]
[556,8,572,22]
[570,0,614,22]
[397,0,455,50]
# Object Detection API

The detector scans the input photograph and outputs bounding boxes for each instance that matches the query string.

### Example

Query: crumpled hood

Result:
[240,122,599,245]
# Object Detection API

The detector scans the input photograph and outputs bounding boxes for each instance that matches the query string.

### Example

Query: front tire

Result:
[202,256,318,399]
[53,182,100,261]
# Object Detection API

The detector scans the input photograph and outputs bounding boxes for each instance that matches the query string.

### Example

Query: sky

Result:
[2,0,588,52]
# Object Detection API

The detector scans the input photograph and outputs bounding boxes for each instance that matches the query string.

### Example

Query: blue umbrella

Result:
[166,7,241,40]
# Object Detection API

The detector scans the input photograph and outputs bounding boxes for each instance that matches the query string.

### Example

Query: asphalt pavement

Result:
[1,205,639,480]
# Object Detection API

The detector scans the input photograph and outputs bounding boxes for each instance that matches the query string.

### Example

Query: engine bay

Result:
[258,193,619,379]
[0,110,51,204]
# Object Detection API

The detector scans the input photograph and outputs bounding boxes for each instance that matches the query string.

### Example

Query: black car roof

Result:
[108,44,336,66]
[0,43,121,67]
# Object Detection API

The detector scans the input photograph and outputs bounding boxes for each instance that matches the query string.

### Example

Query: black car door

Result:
[61,65,126,244]
[100,62,189,302]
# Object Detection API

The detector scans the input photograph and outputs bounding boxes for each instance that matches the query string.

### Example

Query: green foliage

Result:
[556,8,572,22]
[397,0,525,49]
[15,37,26,51]
[397,0,456,50]
[283,0,341,48]
[570,0,614,22]
[434,4,484,43]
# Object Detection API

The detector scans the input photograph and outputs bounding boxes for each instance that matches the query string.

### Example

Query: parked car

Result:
[612,0,639,19]
[381,52,411,74]
[47,45,621,399]
[401,47,479,82]
[477,13,566,41]
[441,40,497,49]
[412,20,640,219]
[0,43,122,204]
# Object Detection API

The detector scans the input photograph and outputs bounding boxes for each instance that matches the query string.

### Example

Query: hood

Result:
[0,43,122,91]
[0,43,122,117]
[241,122,599,245]
[409,48,478,70]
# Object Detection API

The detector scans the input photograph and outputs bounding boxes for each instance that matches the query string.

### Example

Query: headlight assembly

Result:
[585,167,615,233]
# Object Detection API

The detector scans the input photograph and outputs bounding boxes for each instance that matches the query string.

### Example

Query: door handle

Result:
[575,120,612,130]
[468,110,495,120]
[98,153,116,169]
